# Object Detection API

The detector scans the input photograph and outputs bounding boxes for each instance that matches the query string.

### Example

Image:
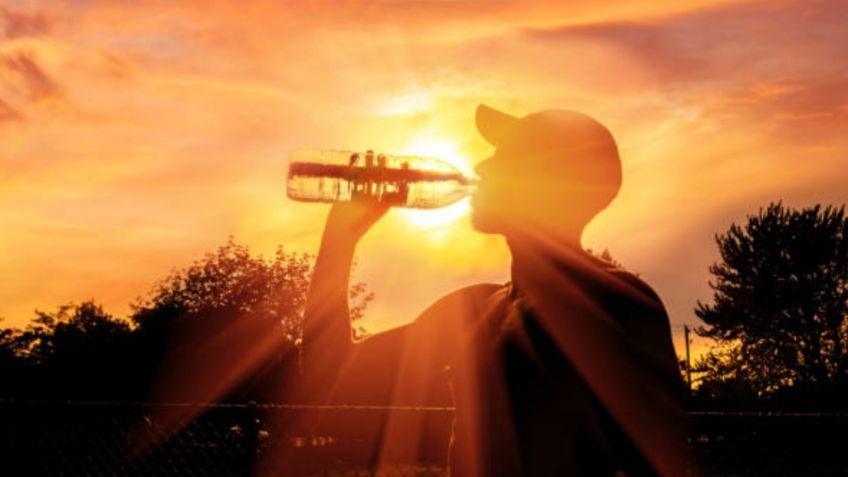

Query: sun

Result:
[397,136,475,230]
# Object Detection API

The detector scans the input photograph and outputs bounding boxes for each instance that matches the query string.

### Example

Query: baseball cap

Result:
[474,103,622,192]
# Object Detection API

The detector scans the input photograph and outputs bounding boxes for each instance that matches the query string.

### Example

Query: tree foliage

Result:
[0,238,372,402]
[132,237,371,342]
[694,202,848,402]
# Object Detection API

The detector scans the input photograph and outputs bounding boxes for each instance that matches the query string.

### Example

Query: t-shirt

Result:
[295,251,687,476]
[447,255,686,477]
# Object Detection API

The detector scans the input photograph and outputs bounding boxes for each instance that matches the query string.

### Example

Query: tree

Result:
[586,247,626,270]
[694,202,848,403]
[0,320,27,396]
[17,302,130,362]
[132,237,371,341]
[1,301,133,399]
[125,238,374,440]
[0,237,373,402]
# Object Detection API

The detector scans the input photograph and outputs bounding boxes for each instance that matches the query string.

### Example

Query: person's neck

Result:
[506,228,585,294]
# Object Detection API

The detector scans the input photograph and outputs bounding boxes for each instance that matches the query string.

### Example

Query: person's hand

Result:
[324,198,391,243]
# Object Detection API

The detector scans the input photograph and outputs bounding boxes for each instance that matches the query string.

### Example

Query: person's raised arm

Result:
[300,199,390,374]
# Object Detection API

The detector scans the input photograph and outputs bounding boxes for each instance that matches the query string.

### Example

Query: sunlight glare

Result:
[372,91,435,116]
[398,136,474,230]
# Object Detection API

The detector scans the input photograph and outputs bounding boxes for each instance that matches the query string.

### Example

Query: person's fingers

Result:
[327,199,391,237]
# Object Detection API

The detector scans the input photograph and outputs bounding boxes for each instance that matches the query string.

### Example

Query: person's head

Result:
[470,104,622,245]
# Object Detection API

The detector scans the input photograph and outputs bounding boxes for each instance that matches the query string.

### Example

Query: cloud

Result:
[521,21,708,84]
[1,7,50,39]
[0,97,23,121]
[1,51,61,101]
[707,78,848,143]
[446,0,848,146]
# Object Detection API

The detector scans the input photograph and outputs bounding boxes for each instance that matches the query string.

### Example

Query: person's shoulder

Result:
[418,282,504,317]
[411,282,504,331]
[610,268,662,304]
[586,254,665,312]
[583,259,676,350]
[439,282,505,306]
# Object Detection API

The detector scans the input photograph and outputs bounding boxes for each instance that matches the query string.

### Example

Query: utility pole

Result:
[684,325,692,395]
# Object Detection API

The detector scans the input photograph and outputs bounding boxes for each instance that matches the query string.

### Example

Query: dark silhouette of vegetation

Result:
[1,216,848,474]
[0,238,371,402]
[693,202,848,409]
[6,302,133,399]
[2,203,845,413]
[586,247,627,270]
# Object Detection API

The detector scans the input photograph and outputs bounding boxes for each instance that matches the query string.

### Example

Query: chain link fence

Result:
[1,400,847,476]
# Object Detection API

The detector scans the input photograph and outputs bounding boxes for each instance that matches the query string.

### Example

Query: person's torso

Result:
[449,257,663,477]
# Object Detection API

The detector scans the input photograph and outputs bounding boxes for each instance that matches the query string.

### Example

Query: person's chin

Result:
[470,208,500,234]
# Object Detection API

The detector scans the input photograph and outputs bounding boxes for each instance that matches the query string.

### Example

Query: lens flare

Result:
[398,137,475,229]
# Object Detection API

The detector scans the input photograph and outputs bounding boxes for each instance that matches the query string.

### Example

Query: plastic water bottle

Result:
[286,149,476,209]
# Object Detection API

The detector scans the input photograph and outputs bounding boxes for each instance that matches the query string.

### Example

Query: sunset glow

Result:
[2,0,847,367]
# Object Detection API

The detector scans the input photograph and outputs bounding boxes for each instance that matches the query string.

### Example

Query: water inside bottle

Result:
[287,149,476,209]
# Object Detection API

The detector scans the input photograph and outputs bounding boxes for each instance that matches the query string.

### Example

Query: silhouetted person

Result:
[279,105,689,477]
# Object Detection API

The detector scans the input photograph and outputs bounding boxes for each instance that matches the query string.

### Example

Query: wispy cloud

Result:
[1,7,50,39]
[0,96,22,121]
[1,51,61,100]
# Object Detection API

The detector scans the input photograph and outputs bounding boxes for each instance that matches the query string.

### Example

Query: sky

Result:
[1,0,847,360]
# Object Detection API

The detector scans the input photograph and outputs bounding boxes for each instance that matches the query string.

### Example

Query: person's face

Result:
[470,137,615,238]
[470,152,508,234]
[470,141,561,235]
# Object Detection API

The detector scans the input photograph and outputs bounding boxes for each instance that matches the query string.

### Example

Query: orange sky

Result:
[2,0,847,360]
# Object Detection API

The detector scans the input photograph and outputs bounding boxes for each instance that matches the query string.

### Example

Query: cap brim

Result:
[476,104,519,147]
